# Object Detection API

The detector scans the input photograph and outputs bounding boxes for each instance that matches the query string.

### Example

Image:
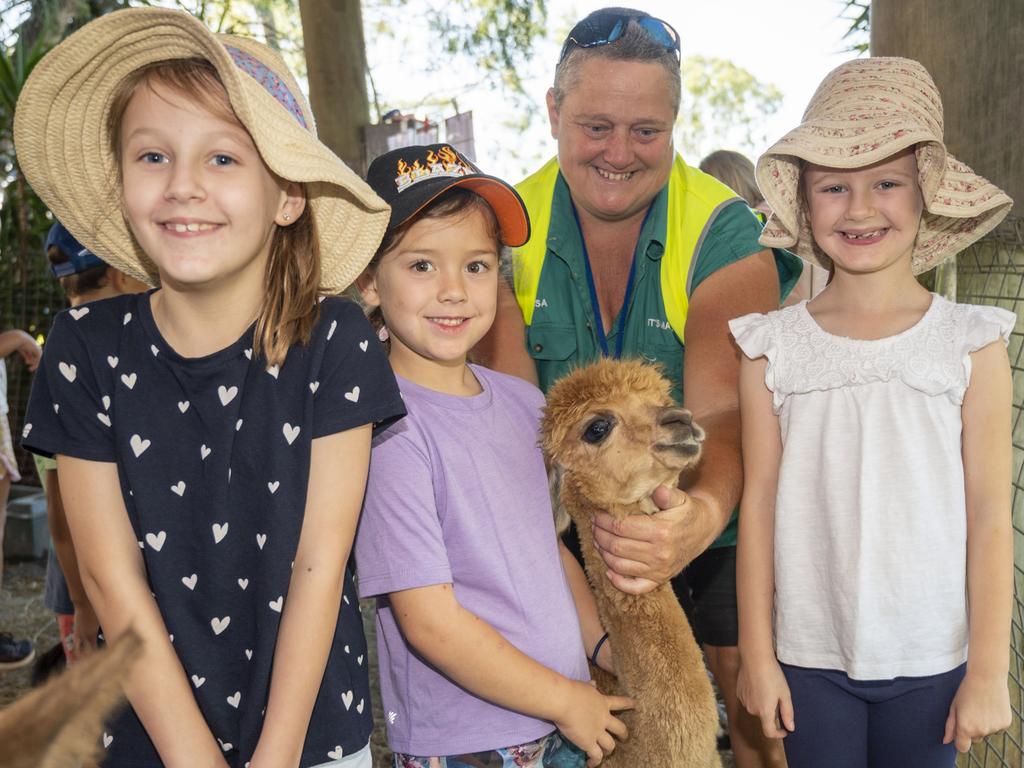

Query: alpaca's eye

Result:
[582,418,613,444]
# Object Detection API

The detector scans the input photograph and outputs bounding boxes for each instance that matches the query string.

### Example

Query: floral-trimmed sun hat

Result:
[14,7,390,292]
[756,57,1012,274]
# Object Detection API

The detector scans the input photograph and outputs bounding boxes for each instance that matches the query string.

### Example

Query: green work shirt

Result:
[523,173,801,548]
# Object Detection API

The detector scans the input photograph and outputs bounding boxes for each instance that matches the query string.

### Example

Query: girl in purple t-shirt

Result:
[354,143,633,767]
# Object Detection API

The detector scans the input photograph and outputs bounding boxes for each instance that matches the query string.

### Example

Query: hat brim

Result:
[756,121,1012,274]
[14,8,389,292]
[392,174,531,248]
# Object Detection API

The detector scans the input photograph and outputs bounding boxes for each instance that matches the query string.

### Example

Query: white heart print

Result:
[150,344,159,357]
[210,616,230,635]
[227,691,241,708]
[245,648,253,660]
[145,531,166,551]
[120,372,137,389]
[269,596,283,613]
[103,733,113,748]
[309,381,319,394]
[123,312,132,325]
[256,533,267,550]
[356,698,364,714]
[341,690,354,710]
[171,481,185,497]
[102,395,111,411]
[237,578,249,590]
[69,307,90,320]
[178,401,190,413]
[345,386,360,403]
[130,434,151,458]
[191,674,205,688]
[58,362,77,382]
[107,355,118,369]
[266,364,279,379]
[218,385,238,406]
[282,423,300,445]
[201,444,211,460]
[182,574,197,590]
[327,320,337,340]
[359,340,368,352]
[328,747,344,760]
[267,481,279,494]
[212,522,229,543]
[97,413,112,427]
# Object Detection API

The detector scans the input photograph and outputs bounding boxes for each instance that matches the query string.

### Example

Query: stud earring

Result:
[282,212,291,222]
[377,325,390,342]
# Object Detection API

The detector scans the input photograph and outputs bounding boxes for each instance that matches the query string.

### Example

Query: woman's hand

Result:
[736,654,794,739]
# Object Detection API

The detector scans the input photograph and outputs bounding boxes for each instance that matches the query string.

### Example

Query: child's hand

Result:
[555,680,633,767]
[736,654,794,738]
[943,671,1011,752]
[69,603,100,664]
[11,331,41,371]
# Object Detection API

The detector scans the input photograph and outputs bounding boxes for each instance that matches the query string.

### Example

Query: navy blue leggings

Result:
[780,662,966,768]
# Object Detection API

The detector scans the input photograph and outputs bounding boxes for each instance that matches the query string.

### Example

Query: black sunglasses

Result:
[558,12,681,64]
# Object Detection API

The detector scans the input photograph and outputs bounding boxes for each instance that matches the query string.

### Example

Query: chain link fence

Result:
[957,215,1024,767]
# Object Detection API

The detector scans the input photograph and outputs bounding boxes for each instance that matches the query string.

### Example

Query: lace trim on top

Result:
[730,295,1015,411]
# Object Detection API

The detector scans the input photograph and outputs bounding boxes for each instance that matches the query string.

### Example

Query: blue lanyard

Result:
[571,204,651,359]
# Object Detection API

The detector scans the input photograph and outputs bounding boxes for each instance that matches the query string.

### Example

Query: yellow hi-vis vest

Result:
[513,155,740,344]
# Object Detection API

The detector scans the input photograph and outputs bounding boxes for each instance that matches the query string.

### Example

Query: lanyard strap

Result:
[572,204,650,359]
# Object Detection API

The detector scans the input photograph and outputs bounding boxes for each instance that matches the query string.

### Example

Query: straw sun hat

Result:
[756,57,1013,275]
[14,7,389,291]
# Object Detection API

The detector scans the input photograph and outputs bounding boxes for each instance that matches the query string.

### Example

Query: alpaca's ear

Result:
[547,463,571,536]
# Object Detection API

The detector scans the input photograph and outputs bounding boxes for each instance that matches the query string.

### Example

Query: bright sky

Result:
[366,0,857,180]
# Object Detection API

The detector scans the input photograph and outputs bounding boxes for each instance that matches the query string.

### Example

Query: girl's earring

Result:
[282,212,292,222]
[377,325,390,342]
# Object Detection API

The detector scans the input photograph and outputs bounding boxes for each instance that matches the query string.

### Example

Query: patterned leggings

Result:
[393,731,585,768]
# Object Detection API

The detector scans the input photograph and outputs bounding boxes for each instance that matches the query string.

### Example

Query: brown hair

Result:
[106,58,320,367]
[359,188,500,349]
[48,245,110,299]
[699,150,764,208]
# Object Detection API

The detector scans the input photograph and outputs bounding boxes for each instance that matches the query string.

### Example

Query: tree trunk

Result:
[298,0,370,174]
[871,0,1024,208]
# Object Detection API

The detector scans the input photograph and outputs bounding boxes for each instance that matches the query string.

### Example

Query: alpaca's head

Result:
[541,359,704,513]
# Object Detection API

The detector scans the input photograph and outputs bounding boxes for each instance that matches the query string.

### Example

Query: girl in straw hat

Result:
[729,57,1014,766]
[16,8,405,768]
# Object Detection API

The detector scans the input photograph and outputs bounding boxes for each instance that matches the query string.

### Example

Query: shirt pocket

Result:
[527,324,579,391]
[527,324,578,361]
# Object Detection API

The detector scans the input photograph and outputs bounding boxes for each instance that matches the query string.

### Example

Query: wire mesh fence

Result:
[1,212,64,485]
[957,215,1024,767]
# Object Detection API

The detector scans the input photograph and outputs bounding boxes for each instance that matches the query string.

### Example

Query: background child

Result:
[35,221,148,676]
[731,57,1014,767]
[0,326,40,672]
[15,8,403,767]
[354,143,632,768]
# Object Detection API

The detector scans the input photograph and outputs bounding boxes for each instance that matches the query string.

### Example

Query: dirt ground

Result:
[1,558,734,767]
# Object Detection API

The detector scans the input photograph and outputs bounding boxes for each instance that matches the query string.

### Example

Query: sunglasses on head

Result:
[558,12,681,64]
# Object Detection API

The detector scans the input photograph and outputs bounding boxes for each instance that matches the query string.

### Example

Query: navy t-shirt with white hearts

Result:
[23,292,405,767]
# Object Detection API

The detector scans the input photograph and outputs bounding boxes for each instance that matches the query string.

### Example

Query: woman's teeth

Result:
[166,222,217,233]
[596,168,633,181]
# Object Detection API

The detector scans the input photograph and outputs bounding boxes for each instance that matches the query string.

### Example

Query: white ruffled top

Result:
[729,295,1015,679]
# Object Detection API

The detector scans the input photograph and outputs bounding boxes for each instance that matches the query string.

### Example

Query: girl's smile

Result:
[358,205,500,395]
[119,82,294,292]
[804,149,924,277]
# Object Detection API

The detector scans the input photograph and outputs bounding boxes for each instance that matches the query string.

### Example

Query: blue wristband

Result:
[590,631,609,666]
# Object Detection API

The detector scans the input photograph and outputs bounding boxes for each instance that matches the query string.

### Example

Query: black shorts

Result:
[672,545,738,647]
[562,527,738,647]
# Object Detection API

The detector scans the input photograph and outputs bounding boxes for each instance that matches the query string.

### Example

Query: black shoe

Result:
[30,640,67,686]
[0,632,35,671]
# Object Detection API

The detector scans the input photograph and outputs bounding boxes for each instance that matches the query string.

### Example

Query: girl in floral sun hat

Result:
[16,7,405,767]
[730,57,1014,767]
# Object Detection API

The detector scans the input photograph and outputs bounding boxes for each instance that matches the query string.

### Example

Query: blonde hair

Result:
[699,149,764,208]
[106,58,320,367]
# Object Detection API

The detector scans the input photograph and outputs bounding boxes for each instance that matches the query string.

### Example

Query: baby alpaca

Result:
[541,359,720,768]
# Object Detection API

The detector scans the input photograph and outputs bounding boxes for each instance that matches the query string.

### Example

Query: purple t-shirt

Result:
[355,364,589,756]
